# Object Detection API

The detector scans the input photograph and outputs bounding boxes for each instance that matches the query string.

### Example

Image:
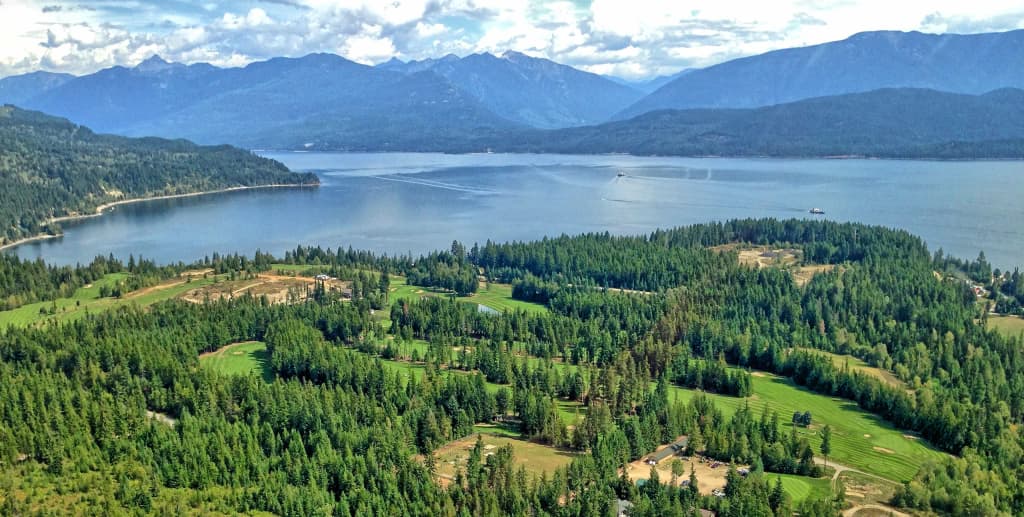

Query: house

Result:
[646,436,690,464]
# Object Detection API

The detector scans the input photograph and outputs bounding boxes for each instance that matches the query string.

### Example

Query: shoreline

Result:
[256,149,1024,163]
[0,183,317,252]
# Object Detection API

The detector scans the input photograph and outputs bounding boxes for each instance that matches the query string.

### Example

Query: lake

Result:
[8,153,1024,269]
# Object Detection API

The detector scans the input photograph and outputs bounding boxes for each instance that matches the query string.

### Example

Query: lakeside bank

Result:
[0,183,318,253]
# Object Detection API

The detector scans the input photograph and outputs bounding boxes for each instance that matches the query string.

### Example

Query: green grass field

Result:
[796,348,905,389]
[370,340,938,482]
[773,473,832,504]
[267,263,314,273]
[0,272,226,328]
[664,372,945,482]
[388,275,547,314]
[199,341,274,382]
[988,315,1024,338]
[458,282,549,314]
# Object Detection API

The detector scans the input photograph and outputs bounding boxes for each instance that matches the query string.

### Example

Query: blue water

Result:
[9,153,1024,269]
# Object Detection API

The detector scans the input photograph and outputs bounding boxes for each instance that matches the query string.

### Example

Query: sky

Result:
[1,0,1023,80]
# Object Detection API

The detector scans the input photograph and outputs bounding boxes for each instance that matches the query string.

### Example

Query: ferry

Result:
[809,208,825,214]
[617,171,626,177]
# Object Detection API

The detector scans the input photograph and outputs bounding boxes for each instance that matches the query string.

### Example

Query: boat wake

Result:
[375,175,499,195]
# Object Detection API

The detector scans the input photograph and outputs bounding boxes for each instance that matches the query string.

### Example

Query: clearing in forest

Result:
[179,273,349,305]
[431,433,579,483]
[988,315,1024,338]
[624,447,740,496]
[795,348,906,389]
[0,271,222,327]
[199,341,274,382]
[710,244,837,287]
[388,275,548,314]
[662,370,945,482]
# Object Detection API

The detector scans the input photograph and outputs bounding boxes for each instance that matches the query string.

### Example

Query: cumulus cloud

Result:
[1,0,1023,79]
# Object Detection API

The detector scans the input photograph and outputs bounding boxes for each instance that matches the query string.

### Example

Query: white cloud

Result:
[1,0,1023,79]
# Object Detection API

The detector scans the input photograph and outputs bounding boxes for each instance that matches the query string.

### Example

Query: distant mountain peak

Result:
[501,50,525,59]
[136,55,173,72]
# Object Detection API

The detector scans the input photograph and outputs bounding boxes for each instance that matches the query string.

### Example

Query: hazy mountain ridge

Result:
[616,29,1024,119]
[11,53,518,148]
[2,29,1024,156]
[0,71,76,106]
[380,51,643,128]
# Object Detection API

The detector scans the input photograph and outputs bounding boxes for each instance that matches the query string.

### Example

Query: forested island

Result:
[0,219,1021,516]
[0,105,317,247]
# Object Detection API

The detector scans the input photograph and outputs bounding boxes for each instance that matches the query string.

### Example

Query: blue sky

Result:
[1,0,1023,79]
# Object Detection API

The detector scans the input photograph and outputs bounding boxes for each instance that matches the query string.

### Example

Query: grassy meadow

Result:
[199,341,274,382]
[0,272,224,328]
[664,371,944,482]
[796,348,905,389]
[388,275,547,314]
[988,315,1024,338]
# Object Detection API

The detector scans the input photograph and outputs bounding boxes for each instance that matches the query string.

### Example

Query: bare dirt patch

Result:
[710,245,836,286]
[735,247,802,269]
[791,264,838,287]
[836,470,902,516]
[145,410,177,427]
[180,273,349,305]
[625,445,742,495]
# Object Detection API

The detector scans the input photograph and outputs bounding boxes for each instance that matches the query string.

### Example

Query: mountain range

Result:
[616,29,1024,119]
[2,29,1024,157]
[378,51,642,128]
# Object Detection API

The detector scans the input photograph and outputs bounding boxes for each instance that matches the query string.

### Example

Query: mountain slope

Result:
[493,88,1024,158]
[384,51,643,128]
[21,53,518,149]
[120,55,519,149]
[23,56,223,134]
[617,29,1024,119]
[0,105,316,244]
[0,71,75,105]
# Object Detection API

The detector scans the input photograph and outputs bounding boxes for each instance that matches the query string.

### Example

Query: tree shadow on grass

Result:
[248,347,276,383]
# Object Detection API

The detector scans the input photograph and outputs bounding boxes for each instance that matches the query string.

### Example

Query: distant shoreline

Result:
[255,149,1024,162]
[0,183,316,253]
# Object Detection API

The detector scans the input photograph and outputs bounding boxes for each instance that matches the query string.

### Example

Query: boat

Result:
[809,208,825,214]
[616,171,626,177]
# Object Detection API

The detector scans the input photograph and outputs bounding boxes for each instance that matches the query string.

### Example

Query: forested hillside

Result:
[490,88,1024,158]
[0,219,1020,515]
[0,105,317,245]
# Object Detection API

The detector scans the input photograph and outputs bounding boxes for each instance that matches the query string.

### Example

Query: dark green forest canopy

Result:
[0,105,317,244]
[0,218,1021,516]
